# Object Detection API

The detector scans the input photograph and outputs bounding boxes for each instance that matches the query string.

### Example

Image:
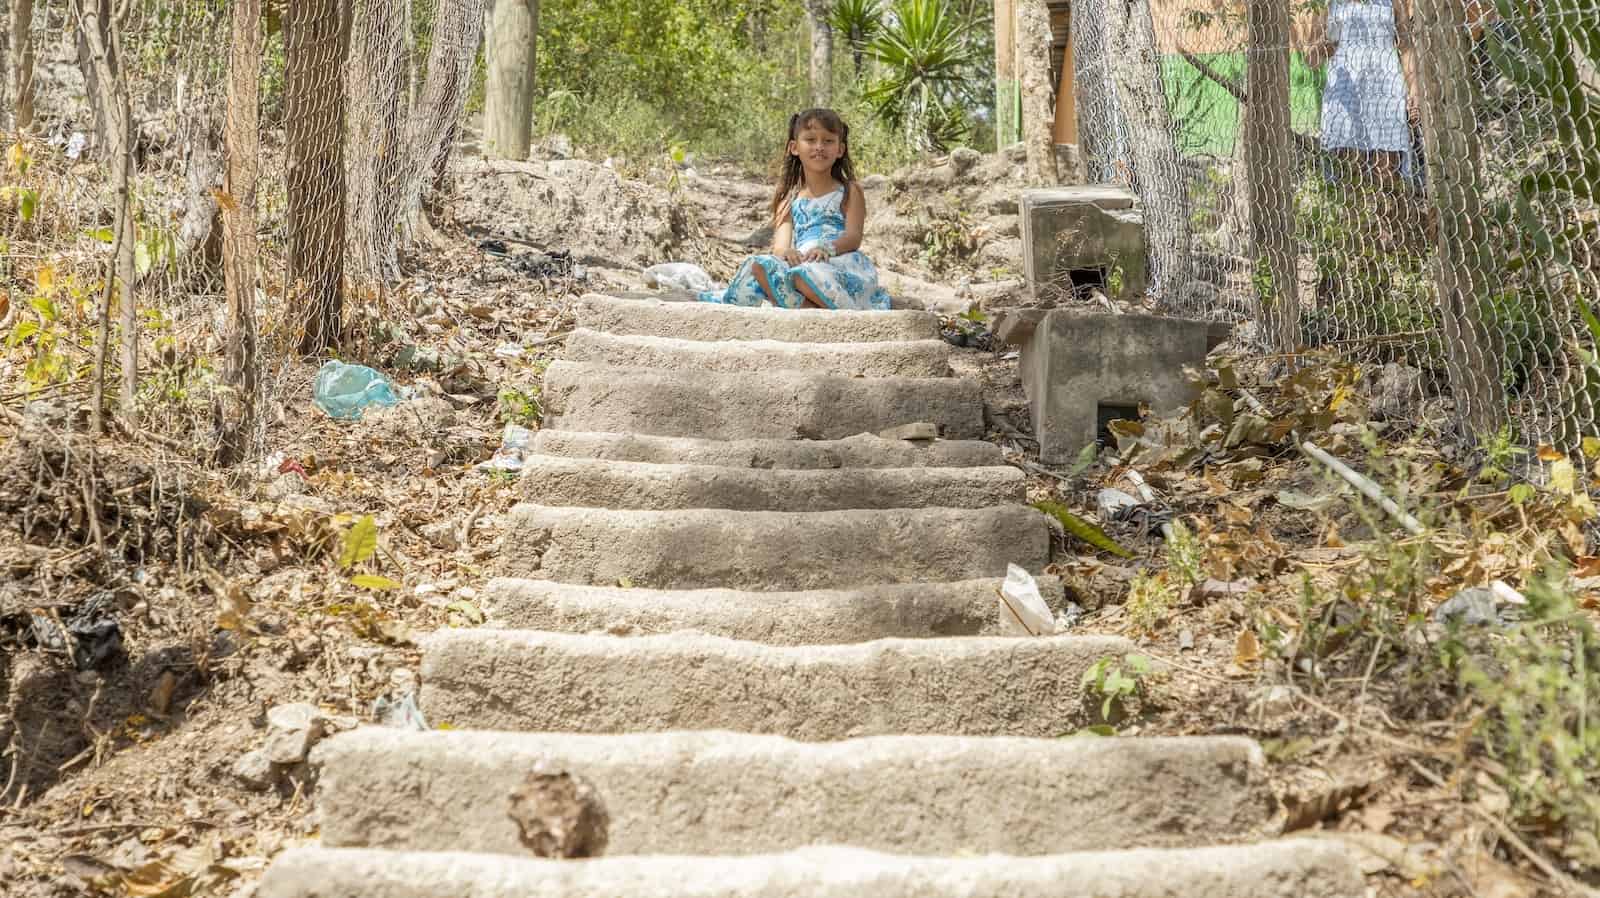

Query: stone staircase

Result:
[257,294,1364,897]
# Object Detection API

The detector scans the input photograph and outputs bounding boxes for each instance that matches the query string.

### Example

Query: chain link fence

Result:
[1073,0,1600,450]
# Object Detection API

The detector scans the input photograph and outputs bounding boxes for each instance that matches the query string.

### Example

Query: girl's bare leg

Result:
[753,265,780,304]
[794,278,828,309]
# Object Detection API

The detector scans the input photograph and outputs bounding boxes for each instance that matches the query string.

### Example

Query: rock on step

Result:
[518,455,1024,511]
[420,630,1125,738]
[566,329,953,377]
[542,362,983,441]
[500,505,1050,589]
[311,729,1279,856]
[529,430,1004,469]
[260,843,1365,898]
[482,576,1068,643]
[576,293,938,343]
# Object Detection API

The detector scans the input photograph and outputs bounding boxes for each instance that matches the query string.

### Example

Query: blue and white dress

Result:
[1321,0,1411,153]
[698,185,893,311]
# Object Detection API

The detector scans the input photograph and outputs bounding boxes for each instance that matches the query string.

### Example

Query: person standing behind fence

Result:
[1308,0,1415,180]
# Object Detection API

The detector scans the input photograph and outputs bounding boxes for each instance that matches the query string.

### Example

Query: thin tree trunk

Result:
[348,0,407,285]
[483,0,538,160]
[1104,0,1192,306]
[284,0,351,356]
[804,0,832,106]
[1017,0,1056,184]
[1411,0,1506,437]
[218,0,263,463]
[1245,0,1299,353]
[1070,0,1115,181]
[403,0,486,246]
[10,0,36,132]
[76,0,137,429]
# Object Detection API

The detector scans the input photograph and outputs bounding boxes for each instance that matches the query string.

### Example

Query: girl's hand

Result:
[801,248,828,263]
[782,249,802,266]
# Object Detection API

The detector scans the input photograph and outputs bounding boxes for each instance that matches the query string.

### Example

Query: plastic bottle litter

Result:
[477,423,534,473]
[313,361,400,420]
[998,564,1056,636]
[643,262,719,293]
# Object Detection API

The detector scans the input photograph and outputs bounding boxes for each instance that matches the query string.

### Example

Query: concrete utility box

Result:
[1021,186,1147,303]
[1001,310,1214,464]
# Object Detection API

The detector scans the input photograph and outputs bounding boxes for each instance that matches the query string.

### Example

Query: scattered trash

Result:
[643,262,718,293]
[479,240,583,280]
[1095,488,1141,519]
[313,361,400,421]
[477,423,534,473]
[997,564,1056,636]
[1435,584,1524,627]
[66,132,87,160]
[494,342,526,360]
[28,592,123,670]
[373,691,429,730]
[395,345,445,373]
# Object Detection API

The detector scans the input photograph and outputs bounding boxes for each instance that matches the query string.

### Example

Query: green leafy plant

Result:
[1166,519,1204,588]
[829,0,886,75]
[1125,572,1176,633]
[1033,499,1134,558]
[497,385,543,427]
[862,0,984,152]
[1081,653,1154,721]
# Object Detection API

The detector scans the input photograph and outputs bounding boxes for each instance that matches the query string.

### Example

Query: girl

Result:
[698,108,893,311]
[1308,0,1414,178]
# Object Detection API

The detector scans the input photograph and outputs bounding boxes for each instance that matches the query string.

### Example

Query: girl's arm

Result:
[771,200,800,262]
[828,182,867,256]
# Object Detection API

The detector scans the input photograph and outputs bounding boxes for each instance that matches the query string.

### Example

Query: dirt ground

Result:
[2,147,1596,898]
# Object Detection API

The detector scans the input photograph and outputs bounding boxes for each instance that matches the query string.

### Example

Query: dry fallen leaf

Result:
[1233,629,1262,667]
[149,671,178,717]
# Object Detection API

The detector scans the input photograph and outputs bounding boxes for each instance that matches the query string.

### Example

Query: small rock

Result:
[1371,363,1423,421]
[1178,628,1195,651]
[1248,684,1296,717]
[1435,587,1501,627]
[395,345,444,373]
[421,521,461,551]
[264,702,327,764]
[1095,488,1140,519]
[877,422,938,442]
[950,146,982,174]
[507,762,610,858]
[547,133,573,159]
[232,748,278,791]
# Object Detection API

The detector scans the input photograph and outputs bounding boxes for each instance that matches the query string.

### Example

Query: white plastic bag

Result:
[998,564,1056,636]
[643,262,718,293]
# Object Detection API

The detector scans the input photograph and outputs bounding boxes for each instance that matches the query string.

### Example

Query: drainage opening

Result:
[1068,266,1107,297]
[1096,402,1141,448]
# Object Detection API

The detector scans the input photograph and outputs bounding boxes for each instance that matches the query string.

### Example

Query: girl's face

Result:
[789,122,844,176]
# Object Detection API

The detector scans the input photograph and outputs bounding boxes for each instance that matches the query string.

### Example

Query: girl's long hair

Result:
[770,108,857,225]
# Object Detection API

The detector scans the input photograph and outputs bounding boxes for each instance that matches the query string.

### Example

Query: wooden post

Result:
[995,0,1021,147]
[1410,0,1507,437]
[1052,7,1077,145]
[1245,0,1299,353]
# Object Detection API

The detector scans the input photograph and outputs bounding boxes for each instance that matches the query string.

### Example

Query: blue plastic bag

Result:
[313,361,400,420]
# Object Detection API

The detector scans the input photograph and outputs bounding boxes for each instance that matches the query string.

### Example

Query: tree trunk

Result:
[403,0,487,246]
[1411,0,1507,437]
[284,0,351,356]
[1104,0,1192,306]
[1245,0,1298,353]
[994,0,1020,148]
[1070,0,1116,181]
[483,0,538,160]
[75,0,136,430]
[804,0,832,106]
[218,0,263,464]
[1016,0,1056,184]
[348,0,407,285]
[10,0,36,132]
[75,0,118,159]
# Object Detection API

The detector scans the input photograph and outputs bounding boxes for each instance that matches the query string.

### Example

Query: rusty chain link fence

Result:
[1074,0,1600,453]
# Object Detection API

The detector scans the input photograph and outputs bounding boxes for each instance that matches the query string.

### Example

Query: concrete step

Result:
[500,505,1050,589]
[566,328,953,378]
[529,430,1004,469]
[483,576,1068,643]
[543,362,983,441]
[419,630,1126,738]
[260,843,1365,898]
[312,729,1278,856]
[576,292,939,343]
[518,455,1024,511]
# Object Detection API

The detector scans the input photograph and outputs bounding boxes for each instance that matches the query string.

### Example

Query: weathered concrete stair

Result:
[260,843,1365,898]
[482,576,1068,642]
[566,328,954,377]
[500,504,1050,588]
[517,455,1024,510]
[543,361,984,440]
[529,429,1004,468]
[311,729,1279,855]
[574,293,939,342]
[259,291,1364,896]
[419,630,1121,738]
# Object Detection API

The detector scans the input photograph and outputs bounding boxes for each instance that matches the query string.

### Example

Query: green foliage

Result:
[1165,519,1204,588]
[339,516,380,570]
[829,0,886,74]
[1081,653,1154,721]
[1125,572,1176,633]
[862,0,985,152]
[497,385,543,427]
[1032,500,1134,558]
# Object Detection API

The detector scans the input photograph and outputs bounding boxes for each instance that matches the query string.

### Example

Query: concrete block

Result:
[1021,186,1147,302]
[575,294,938,343]
[499,504,1051,589]
[259,843,1366,898]
[1018,311,1212,463]
[418,630,1127,738]
[517,456,1025,511]
[528,430,1005,469]
[311,729,1279,856]
[482,576,1069,643]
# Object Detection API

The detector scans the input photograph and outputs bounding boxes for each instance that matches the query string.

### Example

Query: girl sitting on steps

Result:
[698,108,893,311]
